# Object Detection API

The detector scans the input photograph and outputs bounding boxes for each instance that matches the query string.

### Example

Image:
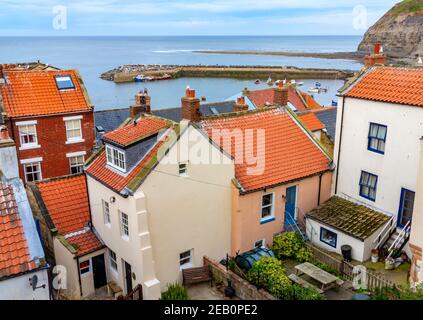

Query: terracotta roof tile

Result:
[298,112,326,131]
[345,67,423,107]
[37,175,90,235]
[0,183,37,278]
[0,69,91,118]
[200,108,331,192]
[247,86,321,111]
[103,116,170,146]
[67,230,104,257]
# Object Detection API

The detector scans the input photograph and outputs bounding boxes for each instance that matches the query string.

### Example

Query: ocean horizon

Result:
[0,35,362,109]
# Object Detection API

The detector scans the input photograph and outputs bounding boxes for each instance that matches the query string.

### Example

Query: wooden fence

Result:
[307,244,402,292]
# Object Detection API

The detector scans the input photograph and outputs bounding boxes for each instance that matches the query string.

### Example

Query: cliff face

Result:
[358,0,423,59]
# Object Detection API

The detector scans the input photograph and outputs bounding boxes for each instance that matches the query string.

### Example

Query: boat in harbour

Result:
[134,74,146,82]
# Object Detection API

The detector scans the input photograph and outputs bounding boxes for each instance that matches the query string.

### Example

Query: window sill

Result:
[105,223,112,229]
[180,263,193,271]
[65,139,85,145]
[367,148,385,155]
[121,235,130,242]
[19,144,41,151]
[359,194,376,202]
[260,217,275,225]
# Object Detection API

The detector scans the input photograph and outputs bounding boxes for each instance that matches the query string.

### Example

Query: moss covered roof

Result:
[306,196,390,241]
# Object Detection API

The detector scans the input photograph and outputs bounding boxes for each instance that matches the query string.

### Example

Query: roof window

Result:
[56,75,75,90]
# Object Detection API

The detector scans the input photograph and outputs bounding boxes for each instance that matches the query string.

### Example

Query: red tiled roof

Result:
[345,67,423,107]
[67,230,104,257]
[298,112,325,131]
[86,136,167,193]
[37,175,91,235]
[0,69,92,118]
[200,108,331,192]
[0,183,37,278]
[247,86,321,111]
[103,116,170,146]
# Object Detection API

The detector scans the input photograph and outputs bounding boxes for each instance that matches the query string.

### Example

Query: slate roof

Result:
[94,108,130,134]
[343,66,423,107]
[312,107,337,140]
[306,196,390,241]
[0,182,37,278]
[199,107,332,192]
[0,69,92,118]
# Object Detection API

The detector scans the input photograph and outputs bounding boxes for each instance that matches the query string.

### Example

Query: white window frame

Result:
[120,211,129,239]
[179,249,193,269]
[22,161,42,182]
[102,200,111,225]
[17,122,40,150]
[106,145,126,172]
[79,259,91,276]
[178,162,188,177]
[69,155,85,175]
[109,249,118,271]
[56,75,75,90]
[254,239,265,249]
[261,192,275,222]
[64,118,84,144]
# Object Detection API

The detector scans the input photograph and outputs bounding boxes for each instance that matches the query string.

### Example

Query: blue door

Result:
[397,188,415,228]
[284,186,297,226]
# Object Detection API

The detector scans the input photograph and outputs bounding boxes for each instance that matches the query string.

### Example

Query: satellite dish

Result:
[30,275,38,291]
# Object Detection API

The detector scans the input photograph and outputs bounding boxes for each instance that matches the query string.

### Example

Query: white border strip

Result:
[16,120,37,126]
[63,115,83,121]
[66,151,87,158]
[20,157,43,164]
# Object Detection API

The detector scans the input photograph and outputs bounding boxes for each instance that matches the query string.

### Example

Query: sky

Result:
[0,0,399,36]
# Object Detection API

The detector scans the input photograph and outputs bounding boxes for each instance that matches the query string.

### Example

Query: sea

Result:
[0,36,363,110]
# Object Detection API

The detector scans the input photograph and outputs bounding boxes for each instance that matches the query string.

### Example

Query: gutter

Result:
[75,256,83,297]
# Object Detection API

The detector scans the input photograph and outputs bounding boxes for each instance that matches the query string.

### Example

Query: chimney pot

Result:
[182,87,200,122]
[273,83,289,107]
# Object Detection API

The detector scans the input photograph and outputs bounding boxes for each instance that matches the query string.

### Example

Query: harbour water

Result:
[0,36,362,109]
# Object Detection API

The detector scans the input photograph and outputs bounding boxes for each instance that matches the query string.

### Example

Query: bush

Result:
[372,285,423,300]
[312,261,341,277]
[291,284,324,300]
[161,283,189,300]
[272,232,313,262]
[246,257,291,296]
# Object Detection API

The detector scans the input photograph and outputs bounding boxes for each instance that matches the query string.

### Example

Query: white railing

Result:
[387,220,411,258]
[373,215,395,249]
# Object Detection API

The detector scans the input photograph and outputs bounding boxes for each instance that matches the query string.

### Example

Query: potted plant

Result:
[371,249,379,263]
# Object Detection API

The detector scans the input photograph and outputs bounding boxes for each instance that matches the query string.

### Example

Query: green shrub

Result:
[247,257,291,295]
[161,283,189,300]
[312,261,341,277]
[372,284,423,300]
[290,284,324,300]
[272,232,313,262]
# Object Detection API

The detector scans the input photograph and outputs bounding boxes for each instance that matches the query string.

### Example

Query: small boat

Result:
[254,79,261,85]
[315,81,322,88]
[290,80,304,87]
[145,76,154,81]
[134,75,146,82]
[266,76,274,86]
[331,100,338,107]
[308,87,320,93]
[156,73,172,81]
[296,81,304,86]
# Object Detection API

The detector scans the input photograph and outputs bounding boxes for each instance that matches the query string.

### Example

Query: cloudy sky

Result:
[0,0,399,36]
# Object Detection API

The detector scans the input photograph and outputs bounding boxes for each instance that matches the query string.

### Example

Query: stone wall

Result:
[203,256,277,300]
[409,243,422,284]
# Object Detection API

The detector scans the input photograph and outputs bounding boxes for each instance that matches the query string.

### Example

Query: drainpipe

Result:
[76,256,83,298]
[334,96,346,195]
[317,173,322,206]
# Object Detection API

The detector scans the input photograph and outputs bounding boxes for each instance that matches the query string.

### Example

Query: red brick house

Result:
[0,66,95,182]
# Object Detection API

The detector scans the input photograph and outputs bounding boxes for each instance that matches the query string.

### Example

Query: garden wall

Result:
[203,256,277,300]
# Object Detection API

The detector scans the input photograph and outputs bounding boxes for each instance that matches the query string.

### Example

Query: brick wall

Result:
[8,111,95,181]
[203,256,277,300]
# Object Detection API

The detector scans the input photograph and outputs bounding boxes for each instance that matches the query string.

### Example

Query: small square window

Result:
[23,162,42,182]
[320,227,337,248]
[109,250,117,271]
[79,260,90,274]
[368,123,387,154]
[65,119,83,142]
[106,145,126,172]
[179,250,192,268]
[359,171,378,201]
[56,75,75,90]
[69,155,84,174]
[18,124,38,147]
[179,163,187,176]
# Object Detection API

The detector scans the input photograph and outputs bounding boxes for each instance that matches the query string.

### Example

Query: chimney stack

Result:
[130,88,151,118]
[0,65,3,79]
[0,114,10,141]
[181,86,201,122]
[364,42,386,67]
[273,81,289,106]
[234,96,248,112]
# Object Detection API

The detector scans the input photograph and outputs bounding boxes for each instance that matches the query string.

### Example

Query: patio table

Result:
[294,262,339,291]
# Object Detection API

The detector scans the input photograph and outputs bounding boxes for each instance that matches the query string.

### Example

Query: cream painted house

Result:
[85,100,234,299]
[307,66,423,262]
[409,137,423,286]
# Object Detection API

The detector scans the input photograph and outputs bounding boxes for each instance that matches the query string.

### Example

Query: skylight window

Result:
[55,75,75,90]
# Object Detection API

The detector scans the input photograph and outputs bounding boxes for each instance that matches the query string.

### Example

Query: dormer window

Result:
[106,145,126,172]
[55,75,75,90]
